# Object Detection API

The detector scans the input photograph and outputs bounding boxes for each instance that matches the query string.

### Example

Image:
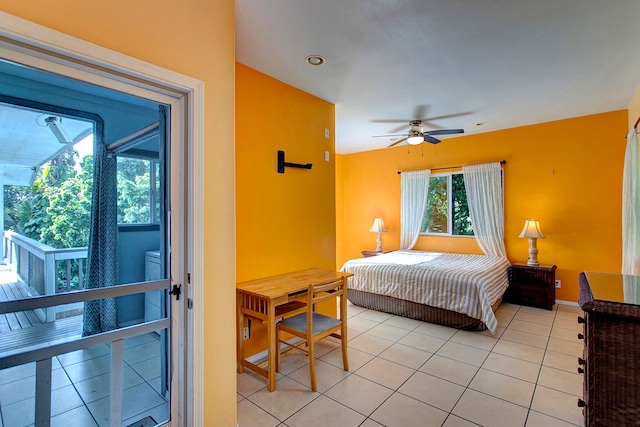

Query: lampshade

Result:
[519,219,545,239]
[369,218,387,233]
[407,136,423,145]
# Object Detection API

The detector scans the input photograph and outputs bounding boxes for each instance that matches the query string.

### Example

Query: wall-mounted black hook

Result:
[277,150,312,174]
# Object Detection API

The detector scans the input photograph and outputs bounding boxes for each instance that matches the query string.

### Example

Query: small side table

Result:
[505,263,557,310]
[361,250,390,258]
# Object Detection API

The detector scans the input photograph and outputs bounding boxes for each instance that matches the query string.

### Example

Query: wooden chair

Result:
[275,278,348,391]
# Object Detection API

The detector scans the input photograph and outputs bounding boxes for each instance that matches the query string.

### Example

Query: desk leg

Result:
[237,292,244,374]
[267,300,276,392]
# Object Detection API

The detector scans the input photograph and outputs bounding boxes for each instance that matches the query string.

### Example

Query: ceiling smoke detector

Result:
[305,55,325,67]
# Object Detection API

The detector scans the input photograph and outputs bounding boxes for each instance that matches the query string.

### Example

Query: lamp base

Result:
[527,238,540,266]
[375,233,383,252]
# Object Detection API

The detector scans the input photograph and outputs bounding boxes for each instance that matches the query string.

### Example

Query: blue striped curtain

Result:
[82,121,118,336]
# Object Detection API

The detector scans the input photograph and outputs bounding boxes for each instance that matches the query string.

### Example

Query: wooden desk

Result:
[236,268,352,391]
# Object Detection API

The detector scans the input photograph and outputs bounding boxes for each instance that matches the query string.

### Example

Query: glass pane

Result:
[452,174,474,236]
[0,331,169,426]
[154,161,161,224]
[423,176,448,233]
[117,157,152,224]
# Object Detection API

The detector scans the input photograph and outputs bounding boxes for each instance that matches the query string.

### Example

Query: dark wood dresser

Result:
[578,271,640,427]
[505,263,557,310]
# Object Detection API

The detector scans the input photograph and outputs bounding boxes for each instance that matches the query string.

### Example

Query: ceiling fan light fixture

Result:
[407,135,423,145]
[305,55,325,67]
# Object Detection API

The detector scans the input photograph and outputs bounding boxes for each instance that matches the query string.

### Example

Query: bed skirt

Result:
[348,289,503,332]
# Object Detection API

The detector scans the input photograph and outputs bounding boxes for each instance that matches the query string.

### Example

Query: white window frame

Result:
[420,171,474,238]
[0,11,205,426]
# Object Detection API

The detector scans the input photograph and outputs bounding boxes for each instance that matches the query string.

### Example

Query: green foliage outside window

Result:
[422,176,448,233]
[421,173,474,236]
[117,157,153,224]
[3,149,159,290]
[452,173,473,236]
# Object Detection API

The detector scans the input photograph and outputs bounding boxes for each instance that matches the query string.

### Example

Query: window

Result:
[117,155,161,224]
[421,173,474,236]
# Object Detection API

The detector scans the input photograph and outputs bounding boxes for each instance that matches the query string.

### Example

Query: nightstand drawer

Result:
[510,268,550,288]
[505,263,557,310]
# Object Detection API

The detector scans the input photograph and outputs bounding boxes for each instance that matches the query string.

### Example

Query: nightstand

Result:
[361,250,389,258]
[504,263,557,310]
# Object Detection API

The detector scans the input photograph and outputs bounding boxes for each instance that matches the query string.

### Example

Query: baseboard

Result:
[555,299,579,307]
[245,337,304,365]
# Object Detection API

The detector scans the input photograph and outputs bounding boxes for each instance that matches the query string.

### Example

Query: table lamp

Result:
[519,219,545,266]
[369,218,387,252]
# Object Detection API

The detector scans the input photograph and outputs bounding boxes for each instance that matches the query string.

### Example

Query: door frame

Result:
[0,11,205,426]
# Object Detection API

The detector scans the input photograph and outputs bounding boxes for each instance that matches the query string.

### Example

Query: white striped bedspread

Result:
[340,250,511,334]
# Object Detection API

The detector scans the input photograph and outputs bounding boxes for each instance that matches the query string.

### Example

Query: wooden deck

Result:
[0,263,82,355]
[0,264,46,332]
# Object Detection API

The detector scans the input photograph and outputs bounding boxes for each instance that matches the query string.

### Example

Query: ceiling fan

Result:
[373,120,465,147]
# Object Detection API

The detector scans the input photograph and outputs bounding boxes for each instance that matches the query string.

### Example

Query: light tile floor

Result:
[0,332,168,427]
[237,301,585,427]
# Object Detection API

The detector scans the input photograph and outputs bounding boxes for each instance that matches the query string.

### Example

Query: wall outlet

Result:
[555,280,561,288]
[242,326,250,340]
[324,128,330,139]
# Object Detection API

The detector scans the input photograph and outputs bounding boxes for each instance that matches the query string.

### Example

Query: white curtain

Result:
[462,162,507,258]
[400,169,431,249]
[622,127,640,275]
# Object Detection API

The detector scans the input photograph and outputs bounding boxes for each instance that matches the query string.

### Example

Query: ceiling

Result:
[0,104,93,186]
[0,58,161,187]
[236,0,640,154]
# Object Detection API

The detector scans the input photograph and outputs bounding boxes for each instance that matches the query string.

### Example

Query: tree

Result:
[423,176,448,233]
[452,173,473,236]
[3,185,31,235]
[45,155,93,248]
[6,150,156,245]
[117,157,152,224]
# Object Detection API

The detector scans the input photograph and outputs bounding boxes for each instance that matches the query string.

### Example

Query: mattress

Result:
[340,250,511,333]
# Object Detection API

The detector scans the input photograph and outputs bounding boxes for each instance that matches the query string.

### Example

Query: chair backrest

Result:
[307,279,345,310]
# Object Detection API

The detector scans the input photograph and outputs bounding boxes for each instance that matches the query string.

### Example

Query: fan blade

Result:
[388,137,408,147]
[426,129,464,136]
[424,135,441,144]
[371,119,414,124]
[420,112,472,128]
[370,121,412,134]
[372,134,409,138]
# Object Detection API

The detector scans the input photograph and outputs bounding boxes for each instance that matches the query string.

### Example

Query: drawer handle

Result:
[578,399,586,408]
[578,358,585,365]
[577,316,585,324]
[578,333,584,340]
[578,368,584,374]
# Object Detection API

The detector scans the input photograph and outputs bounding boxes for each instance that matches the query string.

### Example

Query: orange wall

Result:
[336,111,628,303]
[0,4,237,425]
[236,63,336,355]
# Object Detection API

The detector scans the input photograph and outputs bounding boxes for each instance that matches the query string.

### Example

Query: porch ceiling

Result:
[0,103,92,186]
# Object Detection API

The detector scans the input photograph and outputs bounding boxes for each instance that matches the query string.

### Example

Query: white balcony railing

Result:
[2,230,87,322]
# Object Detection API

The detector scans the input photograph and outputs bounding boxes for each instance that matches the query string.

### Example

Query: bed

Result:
[340,250,511,334]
